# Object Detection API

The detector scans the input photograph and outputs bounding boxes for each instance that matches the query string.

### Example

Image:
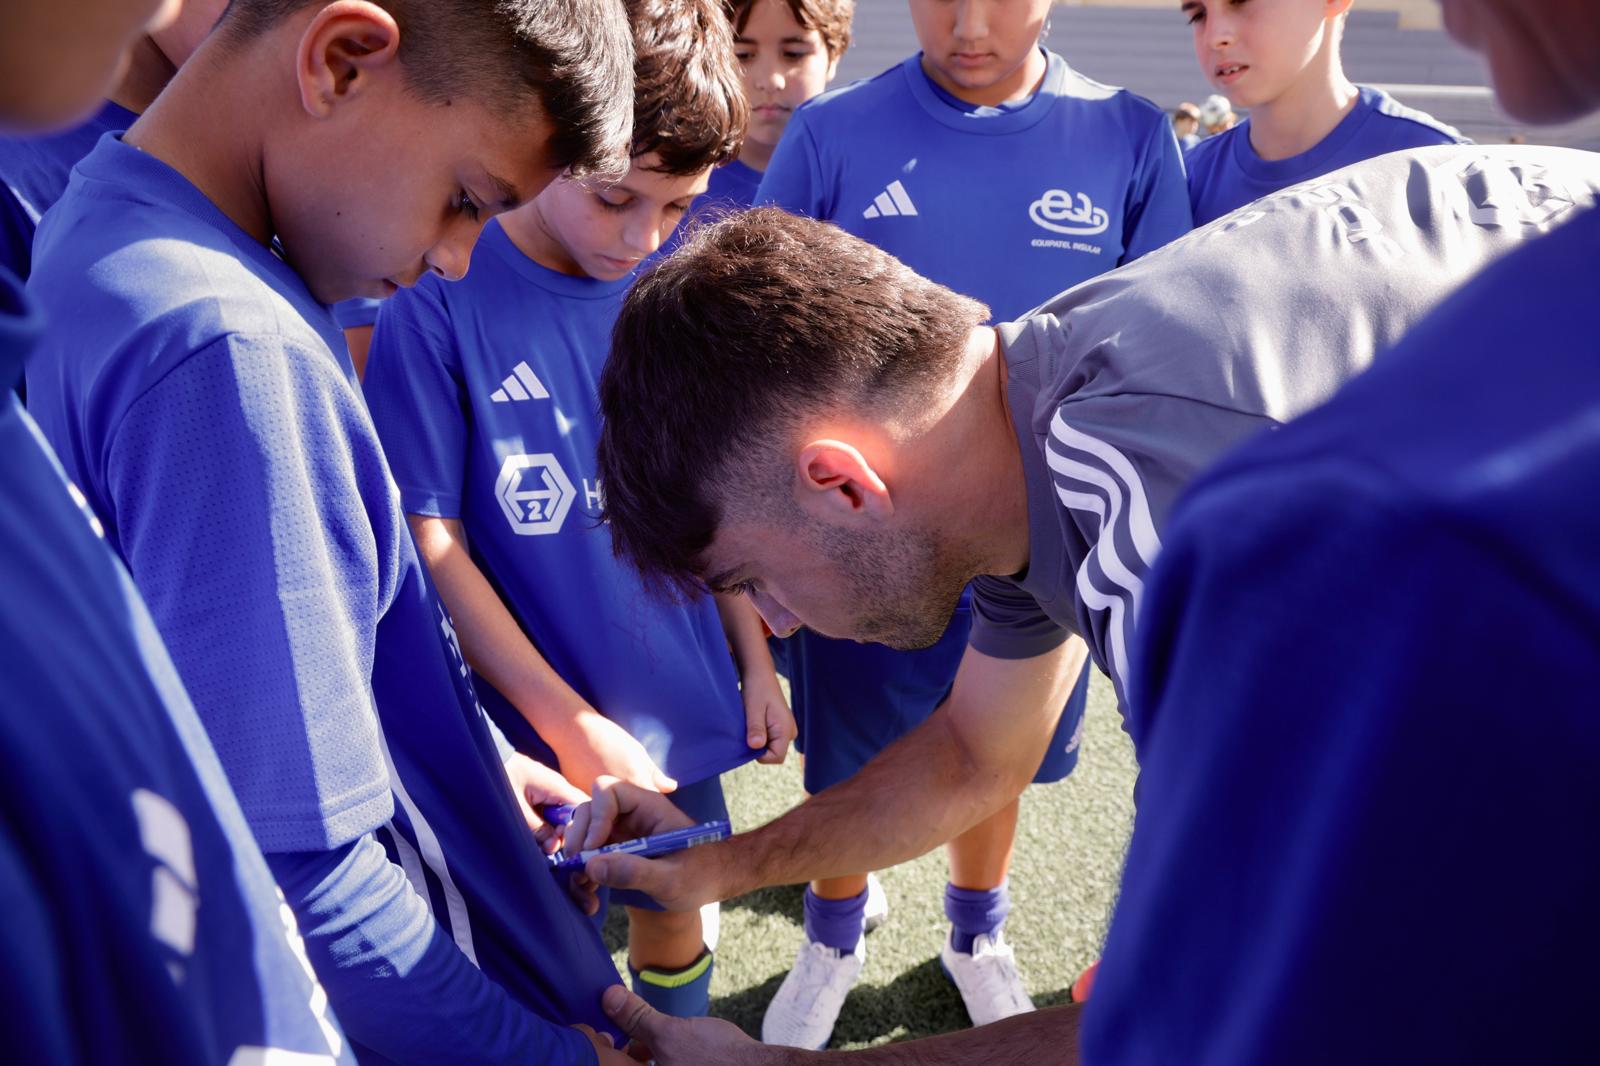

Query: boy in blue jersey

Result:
[23,2,645,1063]
[1180,0,1466,224]
[752,0,1190,1042]
[0,0,349,1061]
[363,0,777,1021]
[708,0,854,212]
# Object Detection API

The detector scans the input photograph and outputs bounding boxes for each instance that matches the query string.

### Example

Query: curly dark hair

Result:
[726,0,854,59]
[626,0,748,174]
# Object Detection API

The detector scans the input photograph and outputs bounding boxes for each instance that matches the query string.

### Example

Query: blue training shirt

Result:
[0,265,350,1065]
[1185,86,1466,225]
[364,220,752,785]
[756,49,1193,321]
[0,100,375,339]
[24,134,622,1061]
[1086,204,1600,1064]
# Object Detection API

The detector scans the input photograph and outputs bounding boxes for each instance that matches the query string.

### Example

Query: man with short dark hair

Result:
[581,0,1600,1061]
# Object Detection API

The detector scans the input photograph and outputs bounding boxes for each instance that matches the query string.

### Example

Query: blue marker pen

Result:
[551,818,732,871]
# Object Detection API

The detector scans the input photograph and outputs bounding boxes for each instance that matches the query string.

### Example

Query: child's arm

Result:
[715,593,795,765]
[410,514,677,795]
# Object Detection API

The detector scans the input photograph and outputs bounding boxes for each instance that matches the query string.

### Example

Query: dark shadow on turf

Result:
[710,972,787,1037]
[721,882,806,921]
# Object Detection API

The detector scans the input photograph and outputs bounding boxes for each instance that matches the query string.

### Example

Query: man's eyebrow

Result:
[703,567,742,592]
[485,172,523,210]
[1179,1,1202,12]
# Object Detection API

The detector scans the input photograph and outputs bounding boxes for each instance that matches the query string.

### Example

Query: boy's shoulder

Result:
[32,138,340,380]
[1052,61,1169,128]
[791,57,917,126]
[1359,86,1468,147]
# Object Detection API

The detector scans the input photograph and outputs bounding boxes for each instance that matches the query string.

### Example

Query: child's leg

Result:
[620,775,727,1017]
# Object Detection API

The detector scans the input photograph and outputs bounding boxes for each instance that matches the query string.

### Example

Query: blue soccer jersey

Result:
[757,49,1193,321]
[1088,204,1600,1064]
[24,135,622,1061]
[364,220,752,785]
[698,158,763,214]
[0,265,350,1065]
[1185,86,1466,225]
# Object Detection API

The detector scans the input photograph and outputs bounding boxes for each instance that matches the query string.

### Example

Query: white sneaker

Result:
[761,935,865,1049]
[700,901,721,953]
[940,929,1035,1027]
[863,873,889,933]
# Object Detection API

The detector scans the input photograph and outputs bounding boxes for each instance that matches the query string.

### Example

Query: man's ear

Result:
[296,1,401,119]
[794,439,894,522]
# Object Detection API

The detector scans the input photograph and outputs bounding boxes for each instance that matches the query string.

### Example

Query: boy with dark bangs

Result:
[24,1,643,1061]
[363,0,779,1023]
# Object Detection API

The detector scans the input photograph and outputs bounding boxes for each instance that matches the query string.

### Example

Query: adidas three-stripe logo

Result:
[863,180,918,220]
[490,361,550,403]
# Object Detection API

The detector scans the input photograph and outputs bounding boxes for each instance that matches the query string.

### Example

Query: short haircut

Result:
[597,208,988,593]
[219,0,633,178]
[628,0,747,174]
[726,0,854,59]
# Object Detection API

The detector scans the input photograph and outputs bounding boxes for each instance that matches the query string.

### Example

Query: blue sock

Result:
[630,950,714,1018]
[804,885,867,955]
[944,882,1010,954]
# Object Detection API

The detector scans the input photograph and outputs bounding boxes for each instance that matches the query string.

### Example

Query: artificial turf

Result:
[604,669,1137,1048]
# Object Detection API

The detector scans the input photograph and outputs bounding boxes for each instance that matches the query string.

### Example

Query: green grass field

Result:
[602,670,1138,1048]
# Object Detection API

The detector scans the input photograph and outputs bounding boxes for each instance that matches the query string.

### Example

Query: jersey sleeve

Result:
[269,836,598,1066]
[364,281,471,519]
[106,336,398,853]
[753,113,831,220]
[1118,108,1193,264]
[1085,461,1600,1065]
[968,574,1071,660]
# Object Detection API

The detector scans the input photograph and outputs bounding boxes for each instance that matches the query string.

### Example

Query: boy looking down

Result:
[1,0,345,1060]
[25,1,640,1062]
[363,0,778,1022]
[1181,0,1465,224]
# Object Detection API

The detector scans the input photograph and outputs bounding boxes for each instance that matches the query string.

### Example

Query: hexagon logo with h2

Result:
[495,452,576,535]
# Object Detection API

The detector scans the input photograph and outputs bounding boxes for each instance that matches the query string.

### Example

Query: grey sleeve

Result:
[967,575,1071,660]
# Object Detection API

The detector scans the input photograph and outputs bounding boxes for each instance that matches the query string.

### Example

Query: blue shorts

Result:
[783,592,1089,795]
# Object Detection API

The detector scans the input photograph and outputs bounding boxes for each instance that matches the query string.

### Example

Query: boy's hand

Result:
[551,711,678,796]
[741,668,795,765]
[563,776,698,914]
[503,753,588,853]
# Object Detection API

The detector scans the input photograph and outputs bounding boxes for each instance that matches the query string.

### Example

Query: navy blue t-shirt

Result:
[1186,86,1466,225]
[0,265,351,1064]
[24,135,622,1056]
[1085,204,1600,1064]
[758,49,1193,321]
[364,221,751,784]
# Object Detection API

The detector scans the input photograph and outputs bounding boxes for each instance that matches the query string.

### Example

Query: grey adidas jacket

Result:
[968,144,1600,705]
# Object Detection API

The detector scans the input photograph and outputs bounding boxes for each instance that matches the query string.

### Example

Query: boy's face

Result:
[1181,0,1343,111]
[1,0,180,131]
[1438,0,1600,122]
[908,0,1051,101]
[273,86,561,304]
[149,0,228,69]
[522,154,712,281]
[734,0,840,153]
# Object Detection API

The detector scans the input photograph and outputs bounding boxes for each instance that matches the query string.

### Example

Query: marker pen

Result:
[550,818,732,871]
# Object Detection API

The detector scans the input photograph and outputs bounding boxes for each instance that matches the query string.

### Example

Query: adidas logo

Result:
[490,361,550,403]
[863,180,918,220]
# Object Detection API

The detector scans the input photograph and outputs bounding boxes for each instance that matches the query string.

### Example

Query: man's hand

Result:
[564,777,717,914]
[550,711,678,796]
[503,752,587,853]
[602,985,787,1065]
[742,668,796,765]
